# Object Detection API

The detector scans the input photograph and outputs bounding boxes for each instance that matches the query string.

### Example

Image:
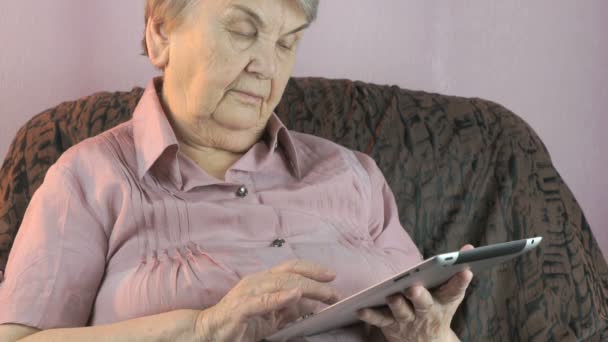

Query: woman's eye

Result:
[278,42,293,50]
[231,31,256,39]
[278,37,298,51]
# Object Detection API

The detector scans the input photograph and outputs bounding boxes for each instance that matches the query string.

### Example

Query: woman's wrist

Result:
[193,308,216,342]
[101,309,203,342]
[194,306,230,342]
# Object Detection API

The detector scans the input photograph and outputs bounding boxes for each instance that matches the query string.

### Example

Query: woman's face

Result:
[150,0,309,153]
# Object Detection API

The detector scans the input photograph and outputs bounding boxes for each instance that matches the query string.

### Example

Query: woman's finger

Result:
[434,270,473,305]
[357,307,396,328]
[247,273,340,305]
[386,294,415,323]
[239,289,302,321]
[268,297,320,330]
[286,275,340,305]
[269,259,337,282]
[406,285,434,316]
[275,303,303,329]
[459,244,474,251]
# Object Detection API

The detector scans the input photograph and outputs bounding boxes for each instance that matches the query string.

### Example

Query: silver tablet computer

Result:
[266,236,542,341]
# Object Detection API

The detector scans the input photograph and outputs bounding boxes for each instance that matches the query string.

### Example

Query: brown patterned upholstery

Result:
[1,77,606,340]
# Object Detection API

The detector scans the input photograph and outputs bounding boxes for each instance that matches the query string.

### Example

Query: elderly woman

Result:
[0,0,473,341]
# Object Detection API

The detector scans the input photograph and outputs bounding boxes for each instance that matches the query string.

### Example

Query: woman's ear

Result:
[145,18,170,69]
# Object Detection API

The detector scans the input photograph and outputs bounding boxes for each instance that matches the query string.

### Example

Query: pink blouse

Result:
[0,77,422,341]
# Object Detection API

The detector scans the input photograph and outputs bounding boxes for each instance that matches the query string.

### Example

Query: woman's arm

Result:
[2,260,340,342]
[0,309,199,342]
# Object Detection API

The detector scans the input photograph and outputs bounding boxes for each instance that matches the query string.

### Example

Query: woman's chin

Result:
[214,119,255,131]
[212,109,261,132]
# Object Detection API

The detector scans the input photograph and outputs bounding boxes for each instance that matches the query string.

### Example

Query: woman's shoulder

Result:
[53,121,136,180]
[289,130,376,162]
[288,130,379,180]
[288,130,353,157]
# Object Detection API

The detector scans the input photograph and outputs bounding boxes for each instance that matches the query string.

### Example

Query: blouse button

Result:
[271,238,286,247]
[236,185,248,198]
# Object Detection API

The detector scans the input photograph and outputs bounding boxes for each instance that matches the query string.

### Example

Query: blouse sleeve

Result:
[292,153,423,342]
[355,152,423,269]
[0,163,108,329]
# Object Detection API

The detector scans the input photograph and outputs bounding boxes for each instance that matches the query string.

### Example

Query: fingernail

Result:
[324,270,336,277]
[406,286,419,299]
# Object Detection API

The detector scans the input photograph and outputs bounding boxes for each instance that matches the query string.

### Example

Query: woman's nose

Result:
[246,42,278,80]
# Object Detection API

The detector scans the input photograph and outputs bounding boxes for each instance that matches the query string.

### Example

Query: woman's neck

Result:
[179,143,243,181]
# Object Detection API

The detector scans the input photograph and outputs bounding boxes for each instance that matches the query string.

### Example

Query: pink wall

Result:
[1,1,606,255]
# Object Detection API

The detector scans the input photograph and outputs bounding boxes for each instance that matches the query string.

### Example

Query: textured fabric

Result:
[0,77,606,340]
[0,78,420,340]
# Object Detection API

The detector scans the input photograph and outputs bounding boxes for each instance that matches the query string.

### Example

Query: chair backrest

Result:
[0,77,606,340]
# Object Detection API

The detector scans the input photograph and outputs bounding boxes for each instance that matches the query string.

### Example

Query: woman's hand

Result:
[357,245,474,342]
[194,259,340,342]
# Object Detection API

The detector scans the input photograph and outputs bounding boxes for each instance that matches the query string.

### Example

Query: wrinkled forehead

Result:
[223,0,306,17]
[190,0,308,31]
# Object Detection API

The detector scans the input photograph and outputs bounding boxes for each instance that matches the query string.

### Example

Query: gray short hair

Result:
[141,0,319,56]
